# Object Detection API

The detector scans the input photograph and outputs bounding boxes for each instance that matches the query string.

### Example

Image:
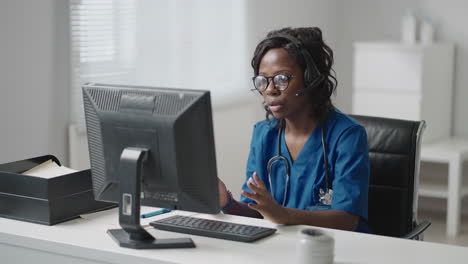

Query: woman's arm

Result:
[281,208,358,231]
[218,178,262,218]
[222,199,263,218]
[243,172,358,231]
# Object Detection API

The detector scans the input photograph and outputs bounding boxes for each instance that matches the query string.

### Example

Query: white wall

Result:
[0,0,69,164]
[335,0,468,216]
[336,0,468,138]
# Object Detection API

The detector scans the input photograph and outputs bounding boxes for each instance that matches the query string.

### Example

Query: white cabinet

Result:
[352,42,455,142]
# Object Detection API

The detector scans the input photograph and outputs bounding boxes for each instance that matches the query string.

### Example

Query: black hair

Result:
[251,27,337,123]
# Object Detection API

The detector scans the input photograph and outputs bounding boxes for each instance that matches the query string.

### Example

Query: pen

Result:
[141,208,172,219]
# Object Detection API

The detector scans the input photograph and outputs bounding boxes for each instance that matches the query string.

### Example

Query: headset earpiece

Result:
[303,52,312,85]
[295,74,325,96]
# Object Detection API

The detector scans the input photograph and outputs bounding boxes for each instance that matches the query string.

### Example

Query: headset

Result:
[268,34,326,96]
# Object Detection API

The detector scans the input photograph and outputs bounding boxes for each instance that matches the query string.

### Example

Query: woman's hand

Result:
[217,178,231,208]
[242,172,289,224]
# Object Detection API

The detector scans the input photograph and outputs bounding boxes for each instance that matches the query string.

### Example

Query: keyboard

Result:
[150,215,276,242]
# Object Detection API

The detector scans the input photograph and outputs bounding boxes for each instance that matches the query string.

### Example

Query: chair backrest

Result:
[350,114,425,237]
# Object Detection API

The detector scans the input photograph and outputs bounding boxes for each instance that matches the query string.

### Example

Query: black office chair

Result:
[350,114,431,240]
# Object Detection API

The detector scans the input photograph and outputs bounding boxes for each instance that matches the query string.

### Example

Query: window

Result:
[69,0,136,127]
[69,0,249,127]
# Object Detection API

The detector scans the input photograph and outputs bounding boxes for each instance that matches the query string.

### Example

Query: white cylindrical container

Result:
[296,228,334,264]
[401,9,417,44]
[420,17,434,44]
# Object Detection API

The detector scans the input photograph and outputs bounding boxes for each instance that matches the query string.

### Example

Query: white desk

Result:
[1,208,468,264]
[420,138,468,237]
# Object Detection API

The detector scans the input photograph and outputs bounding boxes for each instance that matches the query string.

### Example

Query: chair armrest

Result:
[402,220,431,240]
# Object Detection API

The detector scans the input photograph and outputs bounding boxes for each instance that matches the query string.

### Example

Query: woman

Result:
[218,27,370,232]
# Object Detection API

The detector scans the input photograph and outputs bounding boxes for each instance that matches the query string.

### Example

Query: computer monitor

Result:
[82,83,219,249]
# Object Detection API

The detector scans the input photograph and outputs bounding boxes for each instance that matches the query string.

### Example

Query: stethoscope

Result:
[267,125,333,206]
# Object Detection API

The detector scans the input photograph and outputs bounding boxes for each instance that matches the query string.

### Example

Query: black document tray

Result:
[0,154,115,225]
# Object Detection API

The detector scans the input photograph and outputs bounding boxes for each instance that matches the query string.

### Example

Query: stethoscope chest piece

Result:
[318,188,333,206]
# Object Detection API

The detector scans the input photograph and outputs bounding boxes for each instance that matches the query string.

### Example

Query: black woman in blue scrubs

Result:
[218,27,371,233]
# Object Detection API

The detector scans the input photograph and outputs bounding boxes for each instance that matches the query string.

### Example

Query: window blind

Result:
[69,0,136,128]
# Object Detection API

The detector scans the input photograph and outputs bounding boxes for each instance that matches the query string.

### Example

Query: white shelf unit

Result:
[419,138,468,237]
[352,42,454,142]
[419,182,468,199]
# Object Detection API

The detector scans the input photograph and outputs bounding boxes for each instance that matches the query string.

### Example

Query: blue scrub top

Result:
[240,109,371,233]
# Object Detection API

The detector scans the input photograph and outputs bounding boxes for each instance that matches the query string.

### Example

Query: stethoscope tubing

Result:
[267,130,290,205]
[266,124,330,206]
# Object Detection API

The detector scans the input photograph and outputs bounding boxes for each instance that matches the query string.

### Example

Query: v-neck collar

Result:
[281,124,323,166]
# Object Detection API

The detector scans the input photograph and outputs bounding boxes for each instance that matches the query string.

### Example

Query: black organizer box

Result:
[0,155,115,225]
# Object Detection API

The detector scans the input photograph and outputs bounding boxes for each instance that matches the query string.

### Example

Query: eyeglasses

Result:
[252,74,294,92]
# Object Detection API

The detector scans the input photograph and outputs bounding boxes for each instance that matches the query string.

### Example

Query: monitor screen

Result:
[82,83,219,248]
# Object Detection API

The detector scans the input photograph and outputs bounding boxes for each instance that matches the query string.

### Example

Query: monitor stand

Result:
[107,147,195,249]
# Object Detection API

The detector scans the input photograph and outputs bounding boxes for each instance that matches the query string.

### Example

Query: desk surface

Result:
[1,207,468,264]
